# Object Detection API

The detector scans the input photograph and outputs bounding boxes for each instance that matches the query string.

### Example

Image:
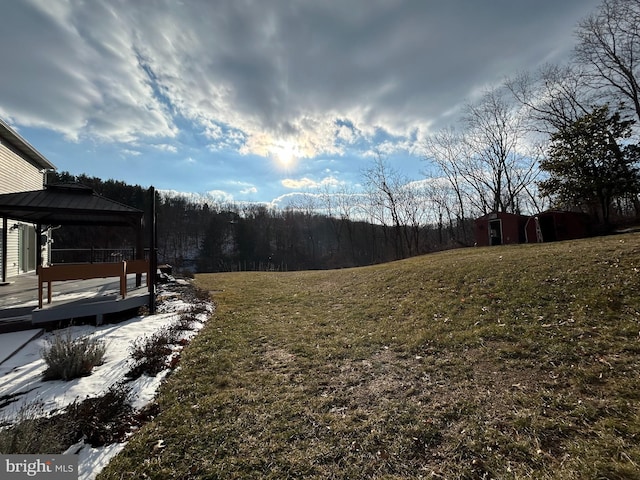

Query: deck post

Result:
[36,223,42,270]
[149,186,157,314]
[135,217,144,287]
[1,216,6,283]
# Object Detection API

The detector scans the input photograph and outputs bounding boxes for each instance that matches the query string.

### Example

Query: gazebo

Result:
[0,183,157,325]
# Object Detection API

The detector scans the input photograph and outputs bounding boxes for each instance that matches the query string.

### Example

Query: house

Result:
[0,118,56,282]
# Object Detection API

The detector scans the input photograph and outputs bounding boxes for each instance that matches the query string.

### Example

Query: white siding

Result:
[0,141,44,194]
[0,141,46,278]
[5,227,19,278]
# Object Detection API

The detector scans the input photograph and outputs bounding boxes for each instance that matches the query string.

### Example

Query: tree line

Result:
[47,171,472,272]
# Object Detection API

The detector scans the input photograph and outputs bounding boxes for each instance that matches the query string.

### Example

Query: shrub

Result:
[66,383,133,447]
[171,313,197,332]
[126,327,178,379]
[42,331,106,381]
[0,384,135,453]
[0,401,72,454]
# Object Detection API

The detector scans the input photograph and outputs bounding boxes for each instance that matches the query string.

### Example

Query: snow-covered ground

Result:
[0,279,212,480]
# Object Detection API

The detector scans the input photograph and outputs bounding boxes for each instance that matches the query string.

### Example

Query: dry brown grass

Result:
[99,234,640,479]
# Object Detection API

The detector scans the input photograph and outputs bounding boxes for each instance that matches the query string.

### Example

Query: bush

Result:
[0,384,135,453]
[126,327,178,379]
[171,313,197,332]
[42,331,106,381]
[66,383,133,447]
[0,401,73,454]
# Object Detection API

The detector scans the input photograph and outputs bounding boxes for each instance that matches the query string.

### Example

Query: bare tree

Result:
[506,64,594,133]
[575,0,640,123]
[420,176,452,247]
[423,127,473,242]
[362,154,431,258]
[398,181,429,255]
[461,87,540,215]
[290,193,321,265]
[334,185,366,264]
[362,154,407,258]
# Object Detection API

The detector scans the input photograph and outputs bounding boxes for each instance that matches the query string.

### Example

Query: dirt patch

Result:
[263,346,296,367]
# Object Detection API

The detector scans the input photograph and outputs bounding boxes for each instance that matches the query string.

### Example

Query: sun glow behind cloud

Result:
[0,0,602,204]
[270,139,302,168]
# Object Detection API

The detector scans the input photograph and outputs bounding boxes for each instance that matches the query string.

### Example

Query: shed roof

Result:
[0,183,143,226]
[0,118,56,171]
[475,211,529,222]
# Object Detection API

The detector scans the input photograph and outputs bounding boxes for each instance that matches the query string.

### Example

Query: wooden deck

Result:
[0,271,151,332]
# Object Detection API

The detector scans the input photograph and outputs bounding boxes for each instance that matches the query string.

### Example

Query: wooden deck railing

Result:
[37,260,150,309]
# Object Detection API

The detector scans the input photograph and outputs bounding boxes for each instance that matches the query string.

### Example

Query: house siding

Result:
[0,141,44,194]
[0,140,47,278]
[5,228,19,277]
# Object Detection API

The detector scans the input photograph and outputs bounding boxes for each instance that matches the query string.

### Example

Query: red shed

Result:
[474,212,528,246]
[524,211,591,243]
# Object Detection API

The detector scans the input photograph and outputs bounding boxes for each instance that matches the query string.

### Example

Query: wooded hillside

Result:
[48,171,472,272]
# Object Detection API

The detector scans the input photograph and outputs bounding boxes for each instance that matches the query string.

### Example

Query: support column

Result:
[135,217,143,287]
[36,223,43,270]
[148,186,157,314]
[1,216,7,283]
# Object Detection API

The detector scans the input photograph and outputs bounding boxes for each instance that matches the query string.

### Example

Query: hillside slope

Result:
[100,234,640,479]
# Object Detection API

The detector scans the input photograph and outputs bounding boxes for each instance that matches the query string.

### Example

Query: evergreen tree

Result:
[539,105,640,228]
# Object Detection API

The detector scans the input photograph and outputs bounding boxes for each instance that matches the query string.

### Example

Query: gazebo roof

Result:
[0,183,143,226]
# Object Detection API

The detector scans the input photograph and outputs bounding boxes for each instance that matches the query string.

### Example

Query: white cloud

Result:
[281,177,318,189]
[281,175,344,190]
[153,143,178,153]
[0,1,178,142]
[204,190,234,203]
[121,149,142,157]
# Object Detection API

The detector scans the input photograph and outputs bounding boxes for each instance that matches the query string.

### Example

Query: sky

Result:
[0,0,602,207]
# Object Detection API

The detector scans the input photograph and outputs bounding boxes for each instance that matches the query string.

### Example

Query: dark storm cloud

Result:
[0,0,601,153]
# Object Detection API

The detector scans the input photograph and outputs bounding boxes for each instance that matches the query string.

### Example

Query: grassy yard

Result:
[99,234,640,479]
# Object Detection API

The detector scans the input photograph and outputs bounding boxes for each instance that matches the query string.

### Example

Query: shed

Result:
[524,211,591,243]
[474,212,528,246]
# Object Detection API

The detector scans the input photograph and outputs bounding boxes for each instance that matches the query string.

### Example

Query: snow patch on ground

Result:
[0,281,212,480]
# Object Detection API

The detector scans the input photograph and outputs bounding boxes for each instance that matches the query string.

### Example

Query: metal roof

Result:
[0,183,143,226]
[0,118,56,171]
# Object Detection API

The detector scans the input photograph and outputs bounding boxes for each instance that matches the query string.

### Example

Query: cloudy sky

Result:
[0,0,601,206]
